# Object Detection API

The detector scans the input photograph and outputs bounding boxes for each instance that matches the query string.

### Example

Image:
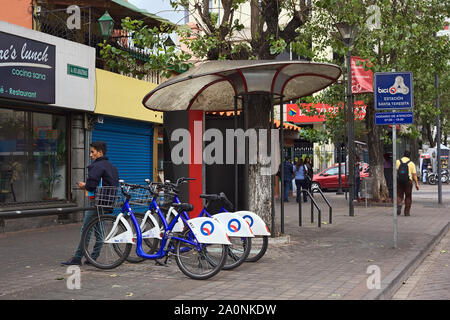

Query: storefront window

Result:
[0,108,67,204]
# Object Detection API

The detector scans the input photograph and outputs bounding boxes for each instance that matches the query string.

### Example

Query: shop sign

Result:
[287,101,366,123]
[0,31,55,104]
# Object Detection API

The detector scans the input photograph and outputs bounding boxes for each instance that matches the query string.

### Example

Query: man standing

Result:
[278,157,294,202]
[396,150,419,216]
[62,141,119,265]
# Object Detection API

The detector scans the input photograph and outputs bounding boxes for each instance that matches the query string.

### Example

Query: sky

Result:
[129,0,187,44]
[129,0,186,25]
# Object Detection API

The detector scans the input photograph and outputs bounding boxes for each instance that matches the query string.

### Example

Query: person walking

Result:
[278,157,294,202]
[62,141,119,266]
[354,155,361,199]
[304,156,313,192]
[396,150,419,216]
[294,159,308,203]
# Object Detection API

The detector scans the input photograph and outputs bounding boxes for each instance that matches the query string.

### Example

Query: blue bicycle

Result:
[81,181,230,280]
[153,178,253,270]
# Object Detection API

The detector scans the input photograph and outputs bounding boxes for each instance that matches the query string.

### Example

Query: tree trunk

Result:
[245,94,278,234]
[365,96,389,201]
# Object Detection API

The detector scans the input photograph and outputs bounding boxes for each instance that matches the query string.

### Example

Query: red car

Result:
[311,163,369,192]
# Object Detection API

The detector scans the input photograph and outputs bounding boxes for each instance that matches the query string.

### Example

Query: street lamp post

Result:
[98,11,114,38]
[336,22,358,216]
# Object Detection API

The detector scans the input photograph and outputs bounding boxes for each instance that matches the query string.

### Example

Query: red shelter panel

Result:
[188,111,204,218]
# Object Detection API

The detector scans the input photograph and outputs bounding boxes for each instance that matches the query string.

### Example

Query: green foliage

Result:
[98,17,192,79]
[295,0,450,147]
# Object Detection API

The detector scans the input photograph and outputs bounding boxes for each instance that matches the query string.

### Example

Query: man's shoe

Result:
[84,260,92,265]
[61,257,82,266]
[397,206,402,215]
[404,213,410,216]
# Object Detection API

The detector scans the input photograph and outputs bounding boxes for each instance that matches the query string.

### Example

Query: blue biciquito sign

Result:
[374,72,413,110]
[375,111,414,125]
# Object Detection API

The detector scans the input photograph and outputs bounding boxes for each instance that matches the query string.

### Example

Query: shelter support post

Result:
[280,95,284,234]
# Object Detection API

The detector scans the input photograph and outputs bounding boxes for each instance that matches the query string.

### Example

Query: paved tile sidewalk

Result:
[0,184,448,300]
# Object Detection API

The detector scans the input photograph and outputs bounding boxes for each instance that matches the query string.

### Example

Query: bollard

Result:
[298,187,302,226]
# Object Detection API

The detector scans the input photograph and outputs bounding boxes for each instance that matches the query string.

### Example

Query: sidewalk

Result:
[0,184,448,300]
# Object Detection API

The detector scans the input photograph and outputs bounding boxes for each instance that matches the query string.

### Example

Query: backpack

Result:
[397,159,411,184]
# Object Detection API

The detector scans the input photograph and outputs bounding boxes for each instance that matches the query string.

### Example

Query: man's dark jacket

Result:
[85,156,119,192]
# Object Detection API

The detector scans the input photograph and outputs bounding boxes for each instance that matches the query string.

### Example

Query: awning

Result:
[273,120,302,132]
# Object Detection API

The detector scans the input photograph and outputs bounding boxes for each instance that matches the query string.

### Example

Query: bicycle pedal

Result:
[155,259,169,267]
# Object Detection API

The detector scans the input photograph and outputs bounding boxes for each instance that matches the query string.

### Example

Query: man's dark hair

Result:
[90,141,107,155]
[403,150,411,158]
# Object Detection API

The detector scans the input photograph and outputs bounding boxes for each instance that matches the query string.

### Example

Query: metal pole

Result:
[234,95,239,210]
[298,188,302,226]
[271,95,275,236]
[244,95,249,210]
[436,73,442,204]
[280,96,285,234]
[88,7,91,47]
[337,143,343,194]
[347,50,355,216]
[393,117,398,249]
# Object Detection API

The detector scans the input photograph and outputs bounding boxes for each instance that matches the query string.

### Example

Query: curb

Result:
[363,221,450,300]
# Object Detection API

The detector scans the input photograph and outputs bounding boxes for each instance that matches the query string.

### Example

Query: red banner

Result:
[287,101,366,123]
[351,56,373,94]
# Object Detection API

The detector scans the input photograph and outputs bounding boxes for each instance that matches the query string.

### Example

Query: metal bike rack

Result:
[298,188,322,228]
[315,188,333,224]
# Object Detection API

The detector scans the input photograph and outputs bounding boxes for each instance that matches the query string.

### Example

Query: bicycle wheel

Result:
[126,211,161,263]
[174,228,228,280]
[81,214,132,269]
[222,237,251,270]
[245,236,269,262]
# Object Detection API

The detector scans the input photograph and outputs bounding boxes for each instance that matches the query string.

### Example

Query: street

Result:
[0,183,448,301]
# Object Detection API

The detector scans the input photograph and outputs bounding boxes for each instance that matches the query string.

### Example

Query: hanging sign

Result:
[0,31,56,104]
[351,56,373,94]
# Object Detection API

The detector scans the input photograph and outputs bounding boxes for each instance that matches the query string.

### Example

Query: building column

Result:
[68,112,87,222]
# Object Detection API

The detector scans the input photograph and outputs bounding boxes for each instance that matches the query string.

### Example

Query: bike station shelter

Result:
[142,60,341,233]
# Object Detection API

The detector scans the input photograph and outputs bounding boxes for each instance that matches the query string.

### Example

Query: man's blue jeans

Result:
[283,180,291,201]
[74,209,104,260]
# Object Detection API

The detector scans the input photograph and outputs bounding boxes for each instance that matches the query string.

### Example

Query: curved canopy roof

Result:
[142,60,342,112]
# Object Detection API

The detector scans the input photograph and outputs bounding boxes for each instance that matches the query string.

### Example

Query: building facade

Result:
[0,1,166,232]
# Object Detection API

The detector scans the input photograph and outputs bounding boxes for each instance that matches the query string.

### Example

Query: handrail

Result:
[315,187,333,224]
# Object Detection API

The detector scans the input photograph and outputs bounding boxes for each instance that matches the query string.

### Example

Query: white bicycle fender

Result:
[141,211,162,240]
[186,217,231,245]
[234,211,271,236]
[104,216,134,244]
[212,212,254,238]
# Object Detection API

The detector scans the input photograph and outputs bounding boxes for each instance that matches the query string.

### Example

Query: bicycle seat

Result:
[200,194,220,201]
[172,203,194,212]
